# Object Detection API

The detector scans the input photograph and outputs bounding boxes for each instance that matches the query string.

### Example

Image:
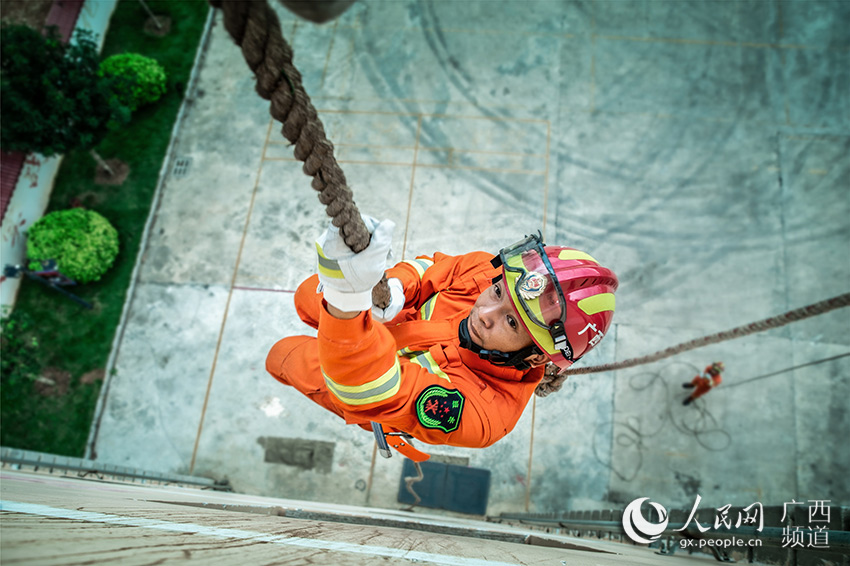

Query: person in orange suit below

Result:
[266,217,618,452]
[682,362,725,406]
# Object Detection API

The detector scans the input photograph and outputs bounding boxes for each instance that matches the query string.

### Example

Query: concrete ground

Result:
[88,0,849,520]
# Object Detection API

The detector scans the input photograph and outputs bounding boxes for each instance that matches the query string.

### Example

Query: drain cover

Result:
[172,156,192,178]
[398,459,491,515]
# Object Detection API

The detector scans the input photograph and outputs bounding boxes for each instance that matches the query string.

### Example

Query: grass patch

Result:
[1,0,209,456]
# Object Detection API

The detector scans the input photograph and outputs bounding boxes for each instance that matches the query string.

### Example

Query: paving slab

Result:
[93,282,230,474]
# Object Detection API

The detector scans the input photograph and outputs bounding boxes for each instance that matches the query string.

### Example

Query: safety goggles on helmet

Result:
[491,232,575,362]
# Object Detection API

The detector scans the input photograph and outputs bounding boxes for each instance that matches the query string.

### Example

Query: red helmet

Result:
[494,233,618,370]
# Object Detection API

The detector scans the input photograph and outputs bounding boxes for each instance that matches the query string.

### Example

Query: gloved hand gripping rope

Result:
[208,0,391,308]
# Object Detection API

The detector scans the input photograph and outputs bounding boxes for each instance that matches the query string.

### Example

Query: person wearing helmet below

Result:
[266,217,618,450]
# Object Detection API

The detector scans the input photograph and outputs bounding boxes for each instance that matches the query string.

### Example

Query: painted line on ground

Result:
[0,501,524,566]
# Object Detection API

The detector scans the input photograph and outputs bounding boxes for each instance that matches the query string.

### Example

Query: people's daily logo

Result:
[620,495,828,551]
[622,497,669,544]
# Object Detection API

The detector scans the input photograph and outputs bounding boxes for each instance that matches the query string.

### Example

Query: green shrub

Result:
[0,24,130,157]
[0,309,40,389]
[26,209,119,284]
[99,53,167,111]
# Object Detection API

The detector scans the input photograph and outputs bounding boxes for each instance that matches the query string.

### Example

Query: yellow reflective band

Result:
[403,258,434,279]
[322,359,401,406]
[558,249,598,264]
[315,243,344,279]
[409,351,451,382]
[504,256,555,355]
[420,293,438,321]
[505,255,549,323]
[577,292,615,315]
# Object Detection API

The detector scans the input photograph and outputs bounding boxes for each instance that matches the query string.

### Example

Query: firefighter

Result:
[266,217,618,450]
[682,362,725,406]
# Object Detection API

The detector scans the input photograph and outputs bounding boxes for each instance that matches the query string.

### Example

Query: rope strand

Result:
[564,293,850,375]
[211,0,845,377]
[209,0,391,307]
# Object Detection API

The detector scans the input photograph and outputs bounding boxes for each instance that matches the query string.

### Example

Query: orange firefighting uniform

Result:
[265,251,545,449]
[685,365,723,403]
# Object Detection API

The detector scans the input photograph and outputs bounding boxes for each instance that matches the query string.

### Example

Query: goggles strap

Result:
[549,320,573,360]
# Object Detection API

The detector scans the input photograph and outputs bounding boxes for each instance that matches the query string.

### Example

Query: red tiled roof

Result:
[0,0,85,224]
[0,151,26,220]
[45,0,85,42]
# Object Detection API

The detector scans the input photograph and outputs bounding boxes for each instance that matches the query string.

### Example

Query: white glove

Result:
[316,215,395,312]
[371,277,405,322]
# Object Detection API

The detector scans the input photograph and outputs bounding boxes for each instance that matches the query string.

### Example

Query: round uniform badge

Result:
[519,272,547,300]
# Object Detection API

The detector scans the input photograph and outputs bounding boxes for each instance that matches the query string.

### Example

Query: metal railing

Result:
[0,446,230,490]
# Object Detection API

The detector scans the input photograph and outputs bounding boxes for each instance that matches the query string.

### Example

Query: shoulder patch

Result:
[415,385,464,433]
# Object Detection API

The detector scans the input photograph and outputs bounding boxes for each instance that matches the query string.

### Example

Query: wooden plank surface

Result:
[0,470,708,565]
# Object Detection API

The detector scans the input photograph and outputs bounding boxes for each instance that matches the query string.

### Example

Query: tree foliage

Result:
[99,53,167,111]
[27,209,119,284]
[0,309,40,390]
[0,24,130,157]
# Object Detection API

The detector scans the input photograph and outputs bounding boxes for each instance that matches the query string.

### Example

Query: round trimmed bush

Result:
[99,53,167,111]
[27,209,119,284]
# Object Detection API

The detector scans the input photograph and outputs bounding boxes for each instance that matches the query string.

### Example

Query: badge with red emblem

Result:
[519,272,547,300]
[415,386,464,433]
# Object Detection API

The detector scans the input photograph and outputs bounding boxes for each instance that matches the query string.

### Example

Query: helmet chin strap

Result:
[458,317,538,371]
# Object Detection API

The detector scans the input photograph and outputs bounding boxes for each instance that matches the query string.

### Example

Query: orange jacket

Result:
[687,367,723,400]
[276,251,545,449]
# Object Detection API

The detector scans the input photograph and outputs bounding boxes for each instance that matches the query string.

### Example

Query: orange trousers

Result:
[686,374,722,402]
[265,278,349,422]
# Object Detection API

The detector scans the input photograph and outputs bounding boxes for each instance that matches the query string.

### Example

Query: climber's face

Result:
[468,279,534,353]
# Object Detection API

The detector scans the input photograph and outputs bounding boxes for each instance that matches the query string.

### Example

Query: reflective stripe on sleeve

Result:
[403,258,434,279]
[420,293,438,321]
[409,351,451,382]
[322,359,402,406]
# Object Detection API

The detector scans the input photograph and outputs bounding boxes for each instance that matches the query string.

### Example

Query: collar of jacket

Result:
[387,308,538,383]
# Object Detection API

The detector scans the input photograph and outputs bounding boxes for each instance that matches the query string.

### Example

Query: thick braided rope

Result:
[563,292,850,375]
[209,0,390,306]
